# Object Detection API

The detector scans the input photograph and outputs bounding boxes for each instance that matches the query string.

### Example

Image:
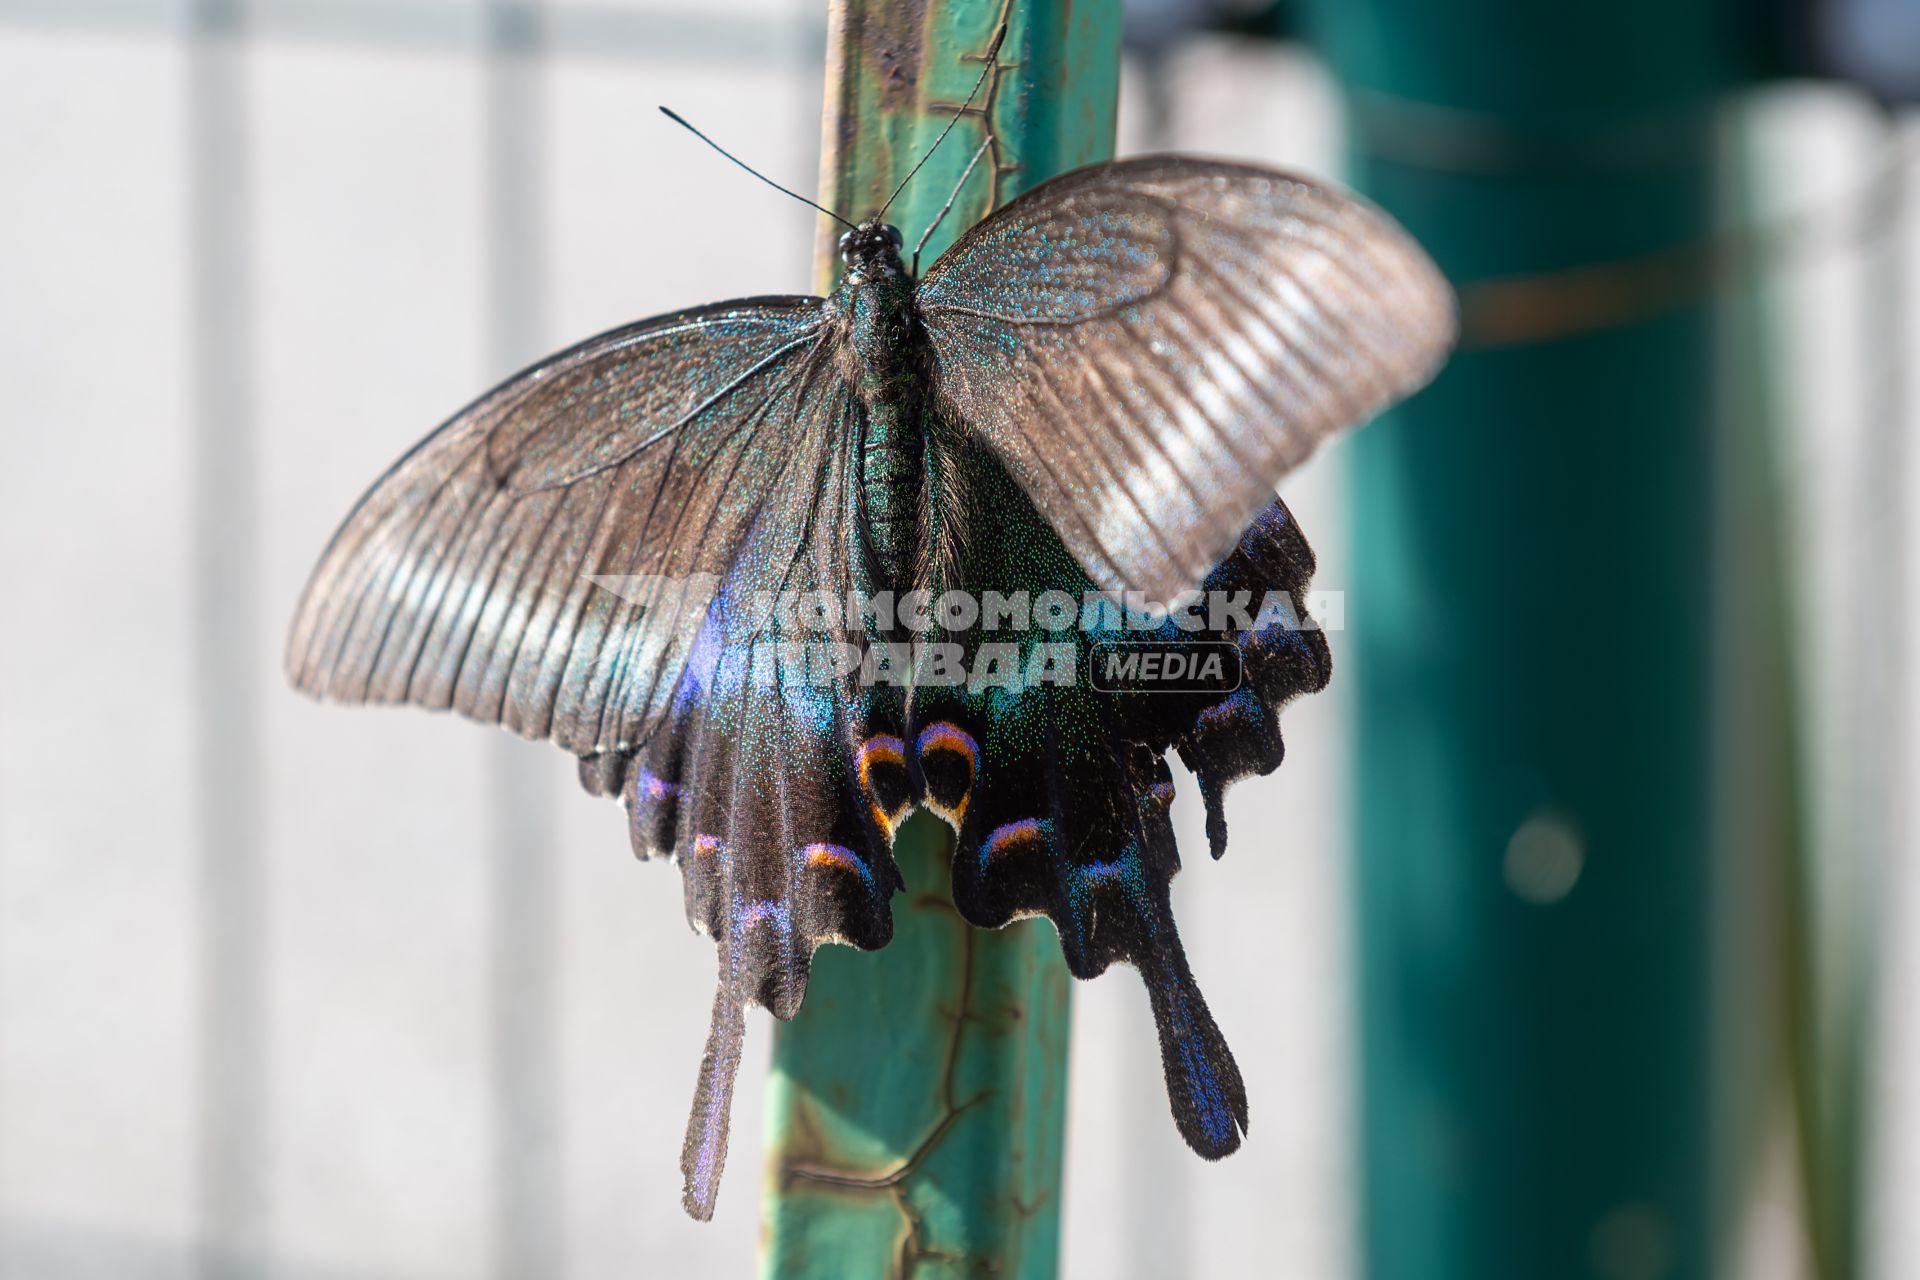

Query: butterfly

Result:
[286,153,1454,1219]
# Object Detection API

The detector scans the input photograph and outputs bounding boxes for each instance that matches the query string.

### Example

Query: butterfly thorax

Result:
[835,220,926,587]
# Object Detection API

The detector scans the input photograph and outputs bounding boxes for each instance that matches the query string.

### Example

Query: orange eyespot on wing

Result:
[856,734,912,840]
[915,721,978,832]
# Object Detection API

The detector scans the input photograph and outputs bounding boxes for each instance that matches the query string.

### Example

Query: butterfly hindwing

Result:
[903,427,1331,1158]
[600,391,915,1219]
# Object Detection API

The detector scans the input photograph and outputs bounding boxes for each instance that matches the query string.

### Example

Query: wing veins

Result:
[339,442,500,699]
[1035,345,1173,571]
[507,330,825,496]
[332,305,824,688]
[592,340,835,751]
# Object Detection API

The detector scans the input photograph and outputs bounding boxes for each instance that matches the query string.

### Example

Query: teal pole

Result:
[1301,5,1756,1277]
[758,3,1120,1277]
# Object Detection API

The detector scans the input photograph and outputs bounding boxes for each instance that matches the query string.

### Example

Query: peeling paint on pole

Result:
[760,3,1120,1276]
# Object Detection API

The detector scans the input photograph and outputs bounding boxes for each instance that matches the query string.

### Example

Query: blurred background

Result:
[0,0,1915,1276]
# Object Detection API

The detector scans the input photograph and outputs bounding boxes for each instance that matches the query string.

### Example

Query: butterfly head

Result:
[838,220,906,282]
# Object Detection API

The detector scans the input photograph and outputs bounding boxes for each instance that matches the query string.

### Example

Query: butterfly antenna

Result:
[912,137,993,274]
[876,23,1007,221]
[659,106,856,230]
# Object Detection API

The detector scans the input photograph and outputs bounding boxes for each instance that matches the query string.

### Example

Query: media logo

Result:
[1088,642,1242,694]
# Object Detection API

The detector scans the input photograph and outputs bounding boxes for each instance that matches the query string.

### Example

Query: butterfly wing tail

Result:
[1142,940,1249,1158]
[681,988,748,1221]
[1128,746,1249,1157]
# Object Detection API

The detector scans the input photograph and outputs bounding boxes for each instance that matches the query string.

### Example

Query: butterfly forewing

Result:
[285,296,849,757]
[918,155,1455,603]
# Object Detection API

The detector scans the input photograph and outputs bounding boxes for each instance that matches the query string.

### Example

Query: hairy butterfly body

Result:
[287,156,1454,1218]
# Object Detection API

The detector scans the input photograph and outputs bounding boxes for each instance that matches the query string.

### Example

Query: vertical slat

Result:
[758,3,1117,1276]
[189,2,268,1273]
[482,3,563,1276]
[1866,106,1920,1280]
[0,24,199,1267]
[1801,103,1911,1280]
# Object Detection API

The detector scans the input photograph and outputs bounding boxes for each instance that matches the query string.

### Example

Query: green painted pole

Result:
[758,4,1119,1277]
[1299,5,1756,1278]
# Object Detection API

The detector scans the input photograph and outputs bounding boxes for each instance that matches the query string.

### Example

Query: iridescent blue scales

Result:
[286,156,1454,1219]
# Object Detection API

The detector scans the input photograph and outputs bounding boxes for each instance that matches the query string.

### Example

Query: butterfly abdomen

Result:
[854,398,922,580]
